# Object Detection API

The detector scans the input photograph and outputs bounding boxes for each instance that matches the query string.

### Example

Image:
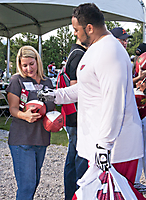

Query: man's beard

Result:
[81,38,90,47]
[81,29,90,47]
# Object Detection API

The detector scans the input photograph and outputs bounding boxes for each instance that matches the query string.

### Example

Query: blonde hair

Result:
[16,45,45,80]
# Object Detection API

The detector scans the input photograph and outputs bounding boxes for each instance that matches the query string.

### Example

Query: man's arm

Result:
[133,63,146,85]
[54,83,78,104]
[49,68,56,74]
[133,70,146,85]
[37,84,78,104]
[94,50,129,150]
[70,80,77,86]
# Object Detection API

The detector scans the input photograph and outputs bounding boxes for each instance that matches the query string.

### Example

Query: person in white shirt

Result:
[38,3,145,199]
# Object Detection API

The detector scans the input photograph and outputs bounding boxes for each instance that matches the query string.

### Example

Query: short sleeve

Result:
[6,74,22,98]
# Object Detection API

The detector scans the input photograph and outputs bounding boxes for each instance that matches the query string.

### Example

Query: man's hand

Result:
[138,66,146,80]
[37,88,56,102]
[95,144,111,171]
[136,79,146,92]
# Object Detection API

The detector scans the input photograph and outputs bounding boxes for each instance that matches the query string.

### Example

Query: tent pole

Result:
[7,37,10,82]
[142,4,146,42]
[140,0,146,42]
[38,35,42,57]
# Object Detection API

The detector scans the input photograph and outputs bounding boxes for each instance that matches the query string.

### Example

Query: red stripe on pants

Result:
[72,159,146,200]
[113,159,146,200]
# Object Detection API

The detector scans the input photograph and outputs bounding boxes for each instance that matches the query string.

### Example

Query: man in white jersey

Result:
[38,3,145,199]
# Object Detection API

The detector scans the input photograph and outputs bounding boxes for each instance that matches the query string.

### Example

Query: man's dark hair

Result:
[72,3,105,28]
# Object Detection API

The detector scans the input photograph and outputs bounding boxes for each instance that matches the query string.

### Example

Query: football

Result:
[136,52,146,73]
[43,111,64,132]
[25,100,46,117]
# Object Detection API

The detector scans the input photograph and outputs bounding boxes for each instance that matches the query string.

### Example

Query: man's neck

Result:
[90,29,110,46]
[76,39,87,49]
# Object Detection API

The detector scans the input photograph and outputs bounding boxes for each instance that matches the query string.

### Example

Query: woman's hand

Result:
[7,92,41,123]
[23,107,42,123]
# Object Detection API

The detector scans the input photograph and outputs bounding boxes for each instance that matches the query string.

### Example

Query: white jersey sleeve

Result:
[54,83,78,104]
[94,43,128,150]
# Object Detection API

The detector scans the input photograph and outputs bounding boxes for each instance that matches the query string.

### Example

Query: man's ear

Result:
[86,24,94,34]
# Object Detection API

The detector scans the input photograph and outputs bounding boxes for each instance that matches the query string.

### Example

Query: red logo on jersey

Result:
[80,65,85,70]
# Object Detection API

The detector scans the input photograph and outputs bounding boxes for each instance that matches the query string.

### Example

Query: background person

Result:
[47,61,57,78]
[0,68,3,81]
[62,38,88,200]
[136,43,146,57]
[133,43,146,85]
[111,29,146,191]
[110,27,133,49]
[110,27,146,87]
[134,67,146,191]
[47,61,58,88]
[6,45,55,200]
[58,60,66,72]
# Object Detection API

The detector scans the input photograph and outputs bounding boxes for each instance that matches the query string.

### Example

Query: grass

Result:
[50,128,68,146]
[0,116,12,131]
[0,111,69,147]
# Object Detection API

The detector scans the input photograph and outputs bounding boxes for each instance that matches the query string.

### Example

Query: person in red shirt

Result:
[47,61,56,78]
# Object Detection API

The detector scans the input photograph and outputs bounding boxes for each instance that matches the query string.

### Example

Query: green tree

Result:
[0,38,7,71]
[56,26,76,61]
[105,21,121,31]
[127,23,143,56]
[42,25,76,74]
[42,36,60,75]
[10,33,38,74]
[9,28,75,76]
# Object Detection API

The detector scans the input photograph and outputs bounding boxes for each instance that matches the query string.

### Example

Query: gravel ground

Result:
[0,129,67,200]
[0,129,146,199]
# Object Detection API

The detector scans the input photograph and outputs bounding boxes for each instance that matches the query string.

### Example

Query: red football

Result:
[136,52,146,73]
[43,111,64,132]
[25,100,46,117]
[134,88,146,107]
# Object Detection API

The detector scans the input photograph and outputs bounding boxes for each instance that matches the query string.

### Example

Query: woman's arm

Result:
[7,92,41,123]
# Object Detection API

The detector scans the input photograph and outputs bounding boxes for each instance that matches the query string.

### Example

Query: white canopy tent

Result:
[0,0,145,78]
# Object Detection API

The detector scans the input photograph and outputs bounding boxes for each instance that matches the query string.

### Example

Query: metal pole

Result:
[7,37,10,82]
[38,35,42,57]
[139,0,146,42]
[143,5,146,42]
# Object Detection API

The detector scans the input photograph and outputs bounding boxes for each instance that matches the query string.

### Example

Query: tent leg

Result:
[38,35,42,58]
[7,37,10,82]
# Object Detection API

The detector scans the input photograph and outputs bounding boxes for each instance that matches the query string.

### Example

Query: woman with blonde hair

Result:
[6,45,55,200]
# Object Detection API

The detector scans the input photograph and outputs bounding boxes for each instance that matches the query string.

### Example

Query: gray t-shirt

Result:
[6,74,55,146]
